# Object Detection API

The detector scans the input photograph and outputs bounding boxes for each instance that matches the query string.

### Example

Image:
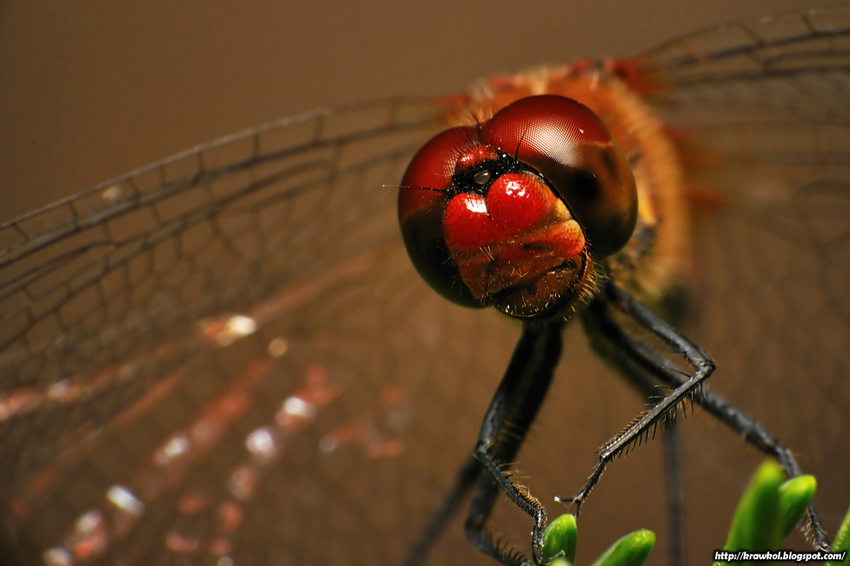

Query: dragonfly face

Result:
[398,95,638,318]
[1,2,848,565]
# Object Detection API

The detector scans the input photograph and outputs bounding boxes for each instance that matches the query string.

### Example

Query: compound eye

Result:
[397,95,637,318]
[483,95,637,256]
[397,126,484,307]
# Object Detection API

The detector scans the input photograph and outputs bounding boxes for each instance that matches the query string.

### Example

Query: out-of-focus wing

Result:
[633,2,850,536]
[0,97,505,564]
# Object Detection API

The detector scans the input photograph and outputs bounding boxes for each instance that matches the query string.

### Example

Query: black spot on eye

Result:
[601,149,618,179]
[573,171,600,202]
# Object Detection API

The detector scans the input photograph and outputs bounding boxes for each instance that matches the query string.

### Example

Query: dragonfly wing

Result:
[634,3,850,536]
[0,97,510,564]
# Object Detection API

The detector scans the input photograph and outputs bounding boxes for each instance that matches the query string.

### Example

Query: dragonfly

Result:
[1,4,849,565]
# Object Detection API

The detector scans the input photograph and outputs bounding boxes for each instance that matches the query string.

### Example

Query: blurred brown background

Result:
[0,0,824,221]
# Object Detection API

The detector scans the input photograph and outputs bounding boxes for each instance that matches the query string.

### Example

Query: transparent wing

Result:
[0,97,514,564]
[0,97,444,479]
[1,94,627,565]
[639,4,850,107]
[633,2,850,536]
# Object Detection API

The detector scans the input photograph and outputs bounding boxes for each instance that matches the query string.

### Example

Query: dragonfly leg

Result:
[579,282,830,550]
[465,319,565,566]
[578,289,688,566]
[558,283,716,515]
[685,390,828,549]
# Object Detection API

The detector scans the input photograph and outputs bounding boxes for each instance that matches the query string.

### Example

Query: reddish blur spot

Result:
[218,501,243,533]
[210,537,232,556]
[178,492,210,515]
[165,532,202,554]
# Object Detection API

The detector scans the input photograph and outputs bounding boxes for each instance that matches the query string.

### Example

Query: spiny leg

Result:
[580,293,687,566]
[558,282,715,515]
[580,282,830,550]
[466,319,566,566]
[402,320,565,566]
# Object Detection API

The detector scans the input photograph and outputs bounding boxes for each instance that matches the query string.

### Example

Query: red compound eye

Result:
[397,127,484,308]
[481,95,637,257]
[398,95,637,318]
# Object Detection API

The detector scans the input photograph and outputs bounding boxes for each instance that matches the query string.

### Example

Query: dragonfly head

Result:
[398,95,637,319]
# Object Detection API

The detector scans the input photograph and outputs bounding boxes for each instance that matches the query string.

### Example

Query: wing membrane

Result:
[635,3,850,534]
